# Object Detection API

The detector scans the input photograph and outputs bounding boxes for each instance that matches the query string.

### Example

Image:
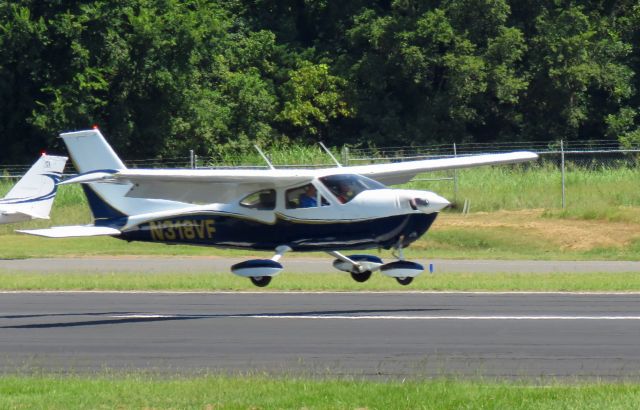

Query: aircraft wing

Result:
[59,151,537,202]
[61,169,317,203]
[17,225,121,238]
[346,151,539,185]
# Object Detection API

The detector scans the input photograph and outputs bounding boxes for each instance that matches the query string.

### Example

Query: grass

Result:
[2,375,640,409]
[2,271,640,291]
[2,231,640,260]
[405,162,640,218]
[6,210,640,260]
[421,227,640,260]
[2,162,640,261]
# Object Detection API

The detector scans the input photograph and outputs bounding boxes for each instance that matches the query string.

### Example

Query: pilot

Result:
[336,182,352,204]
[299,184,317,208]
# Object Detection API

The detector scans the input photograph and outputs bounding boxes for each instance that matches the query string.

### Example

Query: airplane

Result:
[19,129,537,286]
[0,154,67,225]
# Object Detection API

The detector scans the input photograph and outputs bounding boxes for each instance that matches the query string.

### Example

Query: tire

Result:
[395,277,413,286]
[250,276,272,287]
[350,270,372,283]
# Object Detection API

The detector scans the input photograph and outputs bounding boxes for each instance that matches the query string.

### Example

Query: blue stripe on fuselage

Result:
[119,213,437,251]
[81,185,128,228]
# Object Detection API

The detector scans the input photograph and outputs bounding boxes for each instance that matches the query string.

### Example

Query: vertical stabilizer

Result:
[1,154,67,219]
[60,129,188,222]
[60,129,126,173]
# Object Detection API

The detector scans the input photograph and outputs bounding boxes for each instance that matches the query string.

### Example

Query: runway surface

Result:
[2,291,640,379]
[2,257,640,273]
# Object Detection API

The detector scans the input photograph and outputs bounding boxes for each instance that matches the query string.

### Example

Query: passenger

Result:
[336,182,352,204]
[299,184,317,208]
[258,191,275,209]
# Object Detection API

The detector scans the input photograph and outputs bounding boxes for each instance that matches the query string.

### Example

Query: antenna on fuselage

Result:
[253,145,275,170]
[319,142,342,167]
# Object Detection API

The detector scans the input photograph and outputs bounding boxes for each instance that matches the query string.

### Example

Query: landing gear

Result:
[329,249,424,286]
[395,277,414,286]
[350,270,372,283]
[330,252,382,283]
[328,235,429,285]
[250,276,272,287]
[231,245,291,287]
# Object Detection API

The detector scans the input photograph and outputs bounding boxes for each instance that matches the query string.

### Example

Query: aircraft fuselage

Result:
[119,211,438,251]
[114,188,447,251]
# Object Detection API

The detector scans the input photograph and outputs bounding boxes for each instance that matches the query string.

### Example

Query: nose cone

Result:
[411,192,450,213]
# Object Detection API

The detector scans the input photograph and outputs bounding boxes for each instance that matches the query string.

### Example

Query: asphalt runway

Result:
[2,257,640,274]
[2,291,640,379]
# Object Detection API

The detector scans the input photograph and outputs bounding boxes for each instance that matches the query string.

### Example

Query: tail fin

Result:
[60,129,126,173]
[1,154,68,219]
[60,129,186,224]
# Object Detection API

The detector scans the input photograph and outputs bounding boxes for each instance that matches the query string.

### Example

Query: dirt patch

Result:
[437,210,640,251]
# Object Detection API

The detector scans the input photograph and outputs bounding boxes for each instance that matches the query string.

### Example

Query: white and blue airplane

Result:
[0,154,67,225]
[19,129,537,286]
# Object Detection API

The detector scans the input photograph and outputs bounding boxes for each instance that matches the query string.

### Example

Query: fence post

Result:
[190,150,195,169]
[341,146,349,166]
[453,143,458,203]
[194,154,198,169]
[561,139,565,209]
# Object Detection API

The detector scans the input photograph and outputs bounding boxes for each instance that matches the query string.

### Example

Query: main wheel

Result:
[250,276,272,287]
[350,270,372,283]
[395,277,413,286]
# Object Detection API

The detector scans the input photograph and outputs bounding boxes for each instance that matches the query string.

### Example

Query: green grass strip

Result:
[1,375,640,409]
[2,271,640,291]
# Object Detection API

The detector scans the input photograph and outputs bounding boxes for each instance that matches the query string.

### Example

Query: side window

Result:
[239,189,276,210]
[286,183,329,209]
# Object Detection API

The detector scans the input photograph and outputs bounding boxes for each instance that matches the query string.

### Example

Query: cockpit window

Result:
[286,183,329,209]
[319,174,386,204]
[239,189,276,210]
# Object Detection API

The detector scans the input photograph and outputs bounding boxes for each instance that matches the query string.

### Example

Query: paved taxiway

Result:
[2,257,640,273]
[2,291,640,379]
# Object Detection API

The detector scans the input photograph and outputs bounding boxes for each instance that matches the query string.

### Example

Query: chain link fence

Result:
[2,140,638,211]
[344,140,639,210]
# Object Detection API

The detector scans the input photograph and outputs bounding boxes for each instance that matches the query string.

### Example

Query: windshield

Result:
[319,174,386,204]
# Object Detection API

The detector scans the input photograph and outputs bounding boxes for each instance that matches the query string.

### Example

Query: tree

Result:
[276,61,352,142]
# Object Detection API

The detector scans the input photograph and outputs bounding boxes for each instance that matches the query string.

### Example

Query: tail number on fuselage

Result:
[149,220,215,241]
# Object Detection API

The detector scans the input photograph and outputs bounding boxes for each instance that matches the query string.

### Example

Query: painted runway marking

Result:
[4,290,640,295]
[104,314,640,321]
[234,315,640,320]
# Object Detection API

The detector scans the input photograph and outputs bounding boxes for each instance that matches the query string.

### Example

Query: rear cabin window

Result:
[239,189,276,210]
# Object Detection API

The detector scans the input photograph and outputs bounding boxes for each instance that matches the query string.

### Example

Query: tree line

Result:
[0,0,638,163]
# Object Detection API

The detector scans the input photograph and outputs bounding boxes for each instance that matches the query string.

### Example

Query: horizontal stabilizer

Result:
[59,171,118,185]
[17,225,121,238]
[1,210,49,219]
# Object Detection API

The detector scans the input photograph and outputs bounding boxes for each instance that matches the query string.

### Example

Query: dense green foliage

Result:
[1,1,639,163]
